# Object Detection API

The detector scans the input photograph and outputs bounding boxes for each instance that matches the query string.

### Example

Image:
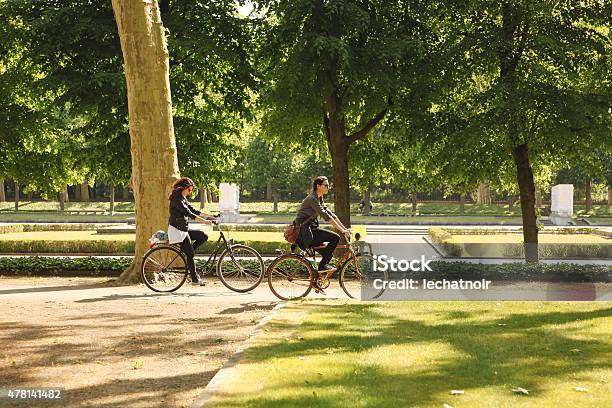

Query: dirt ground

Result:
[0,277,280,408]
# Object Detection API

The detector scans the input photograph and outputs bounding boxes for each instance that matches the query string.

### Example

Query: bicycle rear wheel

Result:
[217,244,265,292]
[339,254,386,299]
[267,254,314,300]
[141,245,188,292]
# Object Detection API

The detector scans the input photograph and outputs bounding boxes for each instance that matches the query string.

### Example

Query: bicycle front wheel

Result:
[267,254,314,300]
[339,254,386,299]
[141,245,188,292]
[217,244,265,292]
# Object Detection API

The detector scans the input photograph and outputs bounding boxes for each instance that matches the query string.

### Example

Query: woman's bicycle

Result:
[266,231,387,300]
[141,215,265,293]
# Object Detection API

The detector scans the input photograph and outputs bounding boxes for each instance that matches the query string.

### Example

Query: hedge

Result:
[0,223,115,234]
[428,227,611,259]
[0,239,288,255]
[1,256,608,282]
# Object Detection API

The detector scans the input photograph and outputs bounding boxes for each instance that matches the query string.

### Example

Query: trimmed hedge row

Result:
[0,223,115,234]
[1,256,608,282]
[428,227,611,259]
[0,239,288,255]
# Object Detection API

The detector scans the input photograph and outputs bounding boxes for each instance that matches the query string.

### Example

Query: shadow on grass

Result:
[207,302,612,408]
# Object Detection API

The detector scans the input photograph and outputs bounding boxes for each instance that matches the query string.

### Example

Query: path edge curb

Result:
[191,301,287,407]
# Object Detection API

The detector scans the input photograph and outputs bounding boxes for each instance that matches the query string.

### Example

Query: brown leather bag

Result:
[283,214,316,244]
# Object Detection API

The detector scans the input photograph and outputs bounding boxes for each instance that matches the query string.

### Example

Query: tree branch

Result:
[346,106,389,144]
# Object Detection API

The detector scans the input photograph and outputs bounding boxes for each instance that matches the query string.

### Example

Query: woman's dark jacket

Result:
[294,193,336,249]
[169,195,201,232]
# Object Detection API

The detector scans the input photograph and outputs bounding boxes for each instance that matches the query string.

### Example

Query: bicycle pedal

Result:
[313,286,327,295]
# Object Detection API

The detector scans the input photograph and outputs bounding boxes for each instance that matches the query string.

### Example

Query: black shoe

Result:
[190,275,204,286]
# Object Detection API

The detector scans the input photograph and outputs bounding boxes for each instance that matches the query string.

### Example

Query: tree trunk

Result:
[211,191,218,202]
[585,177,592,213]
[459,194,466,215]
[273,190,279,213]
[122,185,129,200]
[80,182,90,202]
[411,192,417,215]
[608,187,612,205]
[361,185,372,215]
[508,194,516,212]
[534,188,542,208]
[207,190,213,204]
[112,0,180,283]
[14,182,19,212]
[0,178,4,202]
[200,187,207,209]
[27,191,33,201]
[58,191,65,212]
[109,182,115,215]
[64,185,69,203]
[74,184,81,202]
[266,180,273,201]
[476,182,491,205]
[512,143,538,262]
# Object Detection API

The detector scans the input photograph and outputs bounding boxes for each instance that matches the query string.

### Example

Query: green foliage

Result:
[0,256,130,276]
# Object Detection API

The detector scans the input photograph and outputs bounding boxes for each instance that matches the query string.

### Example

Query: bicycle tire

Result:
[217,244,265,292]
[141,245,188,292]
[267,254,314,300]
[339,253,386,299]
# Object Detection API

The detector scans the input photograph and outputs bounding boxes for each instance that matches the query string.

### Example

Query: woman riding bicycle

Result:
[168,177,215,285]
[294,176,350,272]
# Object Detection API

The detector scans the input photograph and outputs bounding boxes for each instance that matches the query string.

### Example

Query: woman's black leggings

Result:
[310,227,340,270]
[180,230,208,278]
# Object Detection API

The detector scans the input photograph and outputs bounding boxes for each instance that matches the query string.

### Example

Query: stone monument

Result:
[550,184,573,225]
[219,183,240,223]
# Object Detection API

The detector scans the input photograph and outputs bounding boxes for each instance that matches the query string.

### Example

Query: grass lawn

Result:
[0,230,286,242]
[202,300,611,408]
[251,214,525,224]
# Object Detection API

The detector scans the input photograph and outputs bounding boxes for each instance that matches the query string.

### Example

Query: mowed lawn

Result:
[202,301,612,408]
[0,230,285,242]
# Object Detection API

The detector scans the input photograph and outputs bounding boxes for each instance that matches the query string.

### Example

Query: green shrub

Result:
[0,256,131,276]
[0,239,286,255]
[0,223,115,234]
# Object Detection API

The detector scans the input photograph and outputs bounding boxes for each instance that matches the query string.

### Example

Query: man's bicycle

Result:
[266,231,387,300]
[141,215,265,293]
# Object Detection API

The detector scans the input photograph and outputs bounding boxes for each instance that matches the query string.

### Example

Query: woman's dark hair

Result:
[169,177,194,200]
[312,176,328,194]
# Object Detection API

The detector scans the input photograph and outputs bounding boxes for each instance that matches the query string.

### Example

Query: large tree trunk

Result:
[361,185,372,215]
[80,182,90,202]
[112,0,180,283]
[476,182,491,205]
[64,185,69,203]
[512,144,538,262]
[0,178,5,202]
[328,136,351,226]
[585,177,592,213]
[14,181,19,212]
[109,182,115,215]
